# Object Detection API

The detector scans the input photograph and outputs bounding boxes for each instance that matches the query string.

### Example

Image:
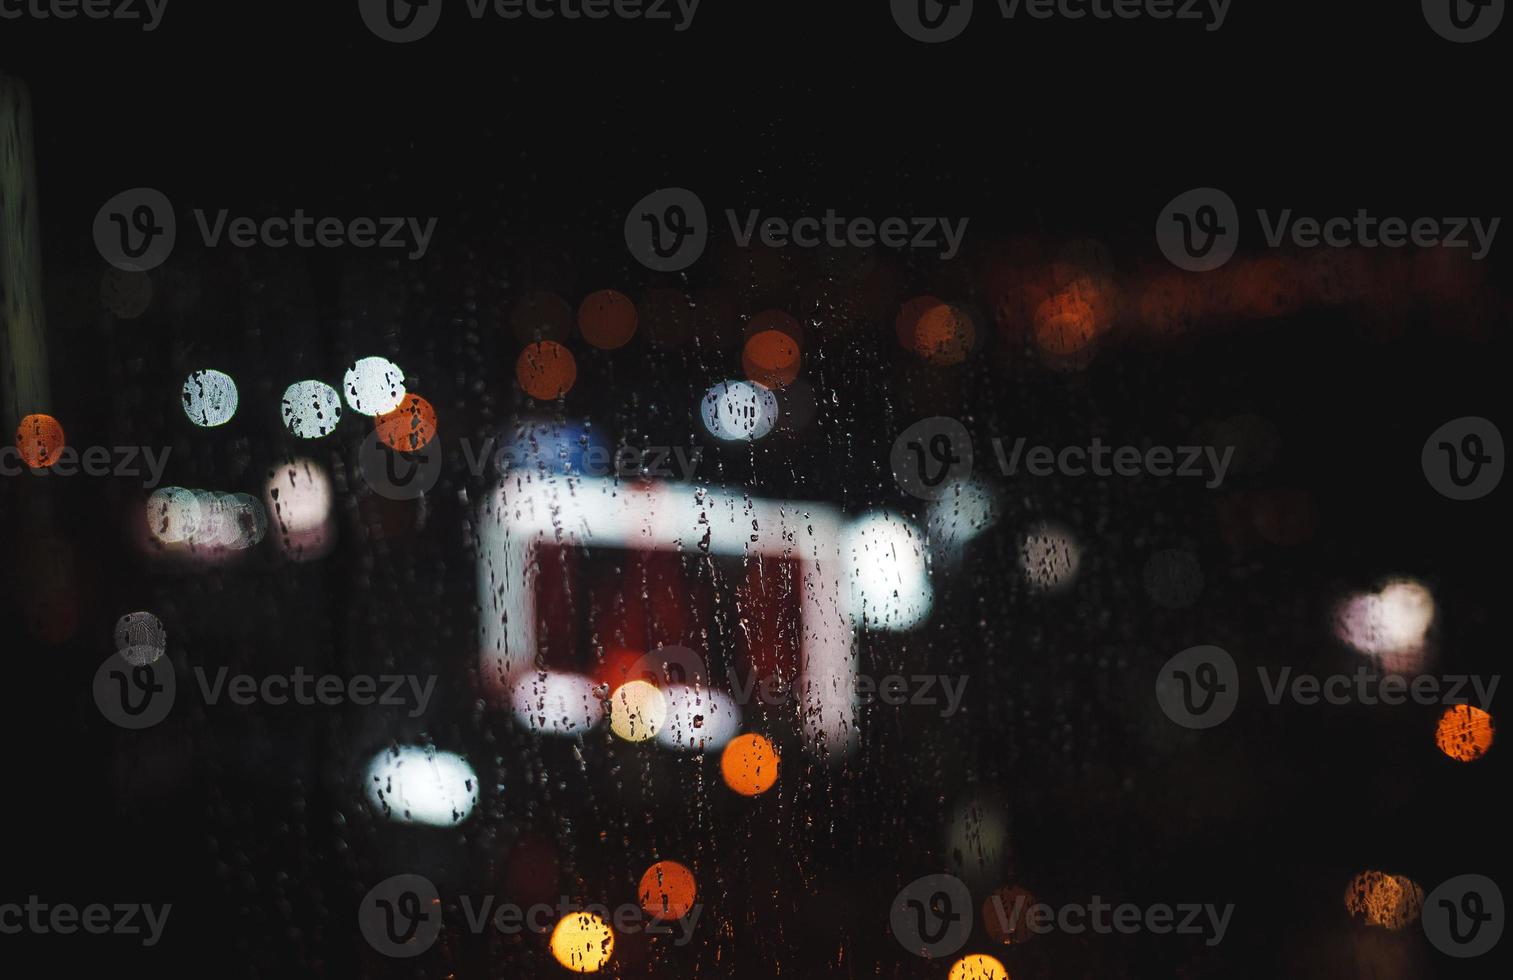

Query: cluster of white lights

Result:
[146,486,268,550]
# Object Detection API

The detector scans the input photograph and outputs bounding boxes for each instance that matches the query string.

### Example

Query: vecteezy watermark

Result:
[93,656,437,729]
[624,645,970,718]
[1423,0,1504,42]
[890,0,1228,43]
[0,898,171,947]
[728,209,970,261]
[0,0,167,30]
[0,444,170,488]
[1422,875,1504,957]
[1422,417,1503,501]
[891,417,1233,499]
[357,874,701,958]
[623,189,969,270]
[1154,645,1500,730]
[358,0,700,43]
[358,431,708,501]
[1156,188,1500,272]
[93,188,438,272]
[890,873,1233,959]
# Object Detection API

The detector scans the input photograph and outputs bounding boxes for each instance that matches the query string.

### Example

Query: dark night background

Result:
[1,2,1507,978]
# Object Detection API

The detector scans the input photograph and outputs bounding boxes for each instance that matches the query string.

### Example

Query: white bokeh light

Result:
[114,611,167,666]
[843,510,933,630]
[281,379,343,438]
[1333,578,1436,674]
[364,746,479,826]
[655,685,742,752]
[343,356,406,416]
[181,369,239,427]
[700,380,778,441]
[510,671,605,736]
[1018,521,1082,593]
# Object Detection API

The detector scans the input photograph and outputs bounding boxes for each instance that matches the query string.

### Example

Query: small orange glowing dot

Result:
[517,341,577,400]
[720,733,779,796]
[15,414,66,468]
[742,329,801,388]
[913,303,975,365]
[577,289,638,350]
[1435,704,1494,762]
[374,394,438,452]
[549,911,614,973]
[948,953,1010,980]
[638,860,697,920]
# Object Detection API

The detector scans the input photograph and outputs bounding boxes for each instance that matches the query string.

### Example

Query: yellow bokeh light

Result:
[549,911,614,973]
[948,953,1010,980]
[609,680,667,743]
[720,733,779,796]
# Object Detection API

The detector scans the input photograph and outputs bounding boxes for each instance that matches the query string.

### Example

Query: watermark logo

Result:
[1155,645,1239,729]
[892,417,975,500]
[94,188,438,268]
[358,430,444,501]
[1422,875,1503,957]
[1,444,171,487]
[358,874,443,957]
[891,873,973,958]
[890,419,1234,499]
[1422,417,1502,501]
[1156,646,1500,729]
[891,0,974,42]
[728,209,969,260]
[94,188,176,272]
[358,0,443,42]
[94,656,438,729]
[1156,187,1239,272]
[361,0,700,41]
[1423,0,1503,42]
[0,0,167,30]
[625,187,708,272]
[0,898,171,946]
[1158,188,1499,270]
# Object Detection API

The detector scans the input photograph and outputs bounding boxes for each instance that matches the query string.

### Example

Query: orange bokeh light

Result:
[517,341,578,400]
[895,295,943,351]
[1344,871,1424,930]
[374,394,438,452]
[742,329,801,388]
[15,413,66,468]
[578,289,638,350]
[638,860,697,920]
[913,303,975,365]
[1434,704,1494,762]
[720,733,779,796]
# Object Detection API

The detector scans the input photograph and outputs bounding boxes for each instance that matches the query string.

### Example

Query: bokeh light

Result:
[1434,704,1494,762]
[655,685,742,752]
[343,356,407,416]
[114,611,166,666]
[742,329,801,388]
[14,413,65,468]
[948,953,1009,979]
[1344,871,1424,930]
[982,885,1036,945]
[895,294,943,352]
[280,379,343,439]
[577,289,638,350]
[608,679,667,743]
[510,671,604,736]
[374,393,438,452]
[516,341,577,400]
[700,380,778,441]
[549,911,614,973]
[1333,579,1435,674]
[842,511,932,629]
[1018,522,1082,593]
[364,746,480,826]
[181,369,239,427]
[913,303,975,365]
[638,860,697,920]
[720,733,779,796]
